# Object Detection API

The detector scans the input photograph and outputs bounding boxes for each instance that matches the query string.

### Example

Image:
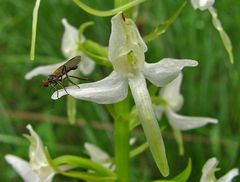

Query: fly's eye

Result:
[42,81,49,87]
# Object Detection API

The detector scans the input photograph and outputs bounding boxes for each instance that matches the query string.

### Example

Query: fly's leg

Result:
[50,83,59,98]
[62,65,80,88]
[56,81,69,95]
[69,75,89,81]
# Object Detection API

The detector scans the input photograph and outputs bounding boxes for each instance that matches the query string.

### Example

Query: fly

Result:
[43,56,86,95]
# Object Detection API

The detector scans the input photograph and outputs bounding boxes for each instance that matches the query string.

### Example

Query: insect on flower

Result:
[42,56,86,95]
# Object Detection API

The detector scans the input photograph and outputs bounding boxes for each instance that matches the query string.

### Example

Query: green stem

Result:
[115,0,133,17]
[73,0,145,17]
[114,117,130,182]
[113,98,130,182]
[30,0,41,61]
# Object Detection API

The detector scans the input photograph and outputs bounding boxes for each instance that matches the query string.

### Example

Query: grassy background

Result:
[0,0,239,181]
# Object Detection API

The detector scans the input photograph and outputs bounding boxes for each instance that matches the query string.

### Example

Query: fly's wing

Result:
[66,56,81,69]
[52,56,81,76]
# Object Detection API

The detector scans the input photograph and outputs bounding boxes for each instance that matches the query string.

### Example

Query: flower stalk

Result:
[114,115,130,182]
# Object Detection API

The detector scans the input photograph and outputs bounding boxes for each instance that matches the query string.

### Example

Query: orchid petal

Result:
[144,58,198,87]
[191,0,215,10]
[84,143,112,169]
[79,54,96,75]
[217,168,239,182]
[109,13,147,76]
[200,157,218,182]
[5,154,39,182]
[160,73,184,111]
[51,71,128,104]
[166,109,218,131]
[61,18,82,58]
[201,157,239,182]
[24,62,64,80]
[24,124,49,169]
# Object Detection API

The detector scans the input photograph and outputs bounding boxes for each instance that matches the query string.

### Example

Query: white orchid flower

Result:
[25,18,95,80]
[5,124,55,182]
[156,73,218,131]
[52,12,198,176]
[84,143,114,171]
[191,0,215,10]
[200,157,239,182]
[191,0,233,64]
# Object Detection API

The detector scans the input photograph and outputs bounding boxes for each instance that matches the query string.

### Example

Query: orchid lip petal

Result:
[51,71,128,104]
[5,154,40,182]
[24,62,64,80]
[128,73,169,176]
[144,58,198,87]
[166,109,218,131]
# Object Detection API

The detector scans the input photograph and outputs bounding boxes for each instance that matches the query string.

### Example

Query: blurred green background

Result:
[0,0,239,181]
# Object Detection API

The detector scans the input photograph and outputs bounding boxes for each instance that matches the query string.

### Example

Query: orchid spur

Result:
[51,12,198,176]
[200,157,239,182]
[5,125,55,182]
[25,18,95,80]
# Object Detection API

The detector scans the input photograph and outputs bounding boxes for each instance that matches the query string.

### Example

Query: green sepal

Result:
[79,40,112,67]
[79,21,94,36]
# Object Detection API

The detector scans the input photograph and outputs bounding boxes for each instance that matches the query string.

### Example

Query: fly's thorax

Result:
[48,75,59,83]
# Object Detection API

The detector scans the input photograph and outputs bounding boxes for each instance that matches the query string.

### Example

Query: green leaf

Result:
[152,159,192,182]
[53,155,115,176]
[45,149,117,181]
[144,1,186,43]
[172,158,192,182]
